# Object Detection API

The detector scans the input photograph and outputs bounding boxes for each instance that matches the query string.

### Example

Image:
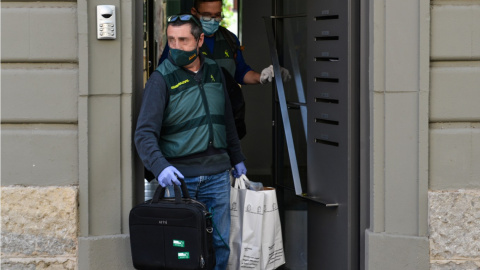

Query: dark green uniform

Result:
[156,57,227,158]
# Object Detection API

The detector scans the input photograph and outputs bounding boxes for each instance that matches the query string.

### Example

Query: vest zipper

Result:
[200,255,205,268]
[198,83,214,145]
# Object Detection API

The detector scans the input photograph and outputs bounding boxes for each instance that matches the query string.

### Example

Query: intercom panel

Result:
[97,5,116,40]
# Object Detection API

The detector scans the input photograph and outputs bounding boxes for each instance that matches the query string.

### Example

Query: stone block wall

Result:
[430,0,480,269]
[1,186,79,270]
[1,0,138,268]
[1,2,80,268]
[429,190,480,269]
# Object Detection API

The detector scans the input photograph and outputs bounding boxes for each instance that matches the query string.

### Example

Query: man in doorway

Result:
[158,0,291,86]
[157,0,290,140]
[135,14,247,270]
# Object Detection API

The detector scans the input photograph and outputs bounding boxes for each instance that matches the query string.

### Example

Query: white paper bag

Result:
[228,175,247,270]
[260,187,285,269]
[228,175,285,270]
[239,182,265,270]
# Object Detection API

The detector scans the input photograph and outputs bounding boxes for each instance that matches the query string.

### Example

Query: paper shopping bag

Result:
[227,175,265,270]
[239,180,264,270]
[228,175,247,270]
[260,187,285,269]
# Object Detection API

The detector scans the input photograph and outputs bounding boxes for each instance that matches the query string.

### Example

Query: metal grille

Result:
[306,0,360,269]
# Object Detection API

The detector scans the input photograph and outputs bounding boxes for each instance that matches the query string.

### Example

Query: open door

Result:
[267,0,361,269]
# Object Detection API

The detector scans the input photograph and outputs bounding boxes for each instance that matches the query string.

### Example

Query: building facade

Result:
[1,0,479,269]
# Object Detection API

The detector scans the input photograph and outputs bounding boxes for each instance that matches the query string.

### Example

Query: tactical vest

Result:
[200,27,236,78]
[156,58,227,158]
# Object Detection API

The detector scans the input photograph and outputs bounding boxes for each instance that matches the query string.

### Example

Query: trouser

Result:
[167,170,231,270]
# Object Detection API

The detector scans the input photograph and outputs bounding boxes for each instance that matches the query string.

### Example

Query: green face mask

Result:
[169,47,198,67]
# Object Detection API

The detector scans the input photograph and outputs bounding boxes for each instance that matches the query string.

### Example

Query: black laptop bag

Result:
[129,180,216,270]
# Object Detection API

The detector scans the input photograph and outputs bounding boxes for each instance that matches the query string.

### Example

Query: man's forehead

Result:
[166,24,193,37]
[197,1,222,13]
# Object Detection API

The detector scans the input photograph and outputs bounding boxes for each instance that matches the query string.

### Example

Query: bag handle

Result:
[151,178,190,204]
[233,174,248,189]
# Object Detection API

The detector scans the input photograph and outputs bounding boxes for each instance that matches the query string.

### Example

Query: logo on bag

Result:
[231,202,237,211]
[264,203,279,212]
[159,220,167,225]
[173,240,185,247]
[178,252,190,259]
[246,204,263,214]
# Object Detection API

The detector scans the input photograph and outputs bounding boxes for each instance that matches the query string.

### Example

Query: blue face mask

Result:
[201,19,220,36]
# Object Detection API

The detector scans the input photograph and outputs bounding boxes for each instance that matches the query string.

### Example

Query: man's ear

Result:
[191,7,197,16]
[198,33,205,49]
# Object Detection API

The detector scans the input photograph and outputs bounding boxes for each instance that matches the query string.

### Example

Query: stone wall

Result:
[429,190,480,269]
[1,0,139,268]
[1,186,78,270]
[430,1,480,269]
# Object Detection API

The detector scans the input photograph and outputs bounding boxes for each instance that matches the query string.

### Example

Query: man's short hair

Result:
[193,0,223,10]
[167,15,203,41]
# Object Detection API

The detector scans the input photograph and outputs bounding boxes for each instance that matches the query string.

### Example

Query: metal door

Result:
[268,0,361,269]
[306,0,360,269]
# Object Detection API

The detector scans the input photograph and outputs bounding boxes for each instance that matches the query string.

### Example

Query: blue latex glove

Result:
[232,161,247,178]
[157,166,184,187]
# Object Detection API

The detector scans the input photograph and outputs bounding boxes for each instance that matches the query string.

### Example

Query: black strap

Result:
[151,178,191,204]
[221,67,246,139]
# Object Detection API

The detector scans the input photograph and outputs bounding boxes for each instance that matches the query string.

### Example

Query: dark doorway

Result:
[139,0,364,269]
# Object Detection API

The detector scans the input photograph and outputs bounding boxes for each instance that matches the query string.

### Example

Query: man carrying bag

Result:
[134,14,247,270]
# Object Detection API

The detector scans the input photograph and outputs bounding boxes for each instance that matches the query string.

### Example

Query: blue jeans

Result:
[167,170,231,270]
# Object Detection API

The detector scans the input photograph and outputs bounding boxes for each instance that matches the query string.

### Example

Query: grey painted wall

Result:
[1,3,79,187]
[428,3,480,268]
[429,3,480,191]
